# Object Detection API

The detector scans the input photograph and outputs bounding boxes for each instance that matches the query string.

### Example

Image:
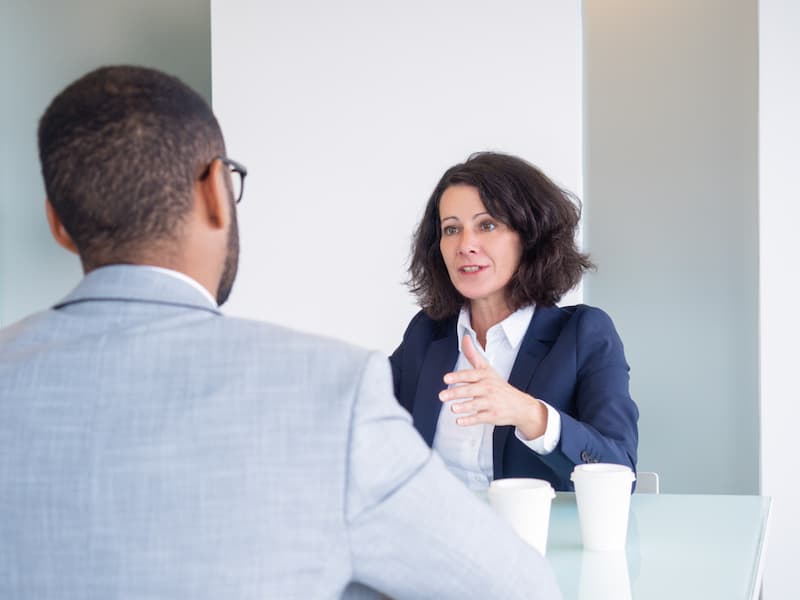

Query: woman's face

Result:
[438,184,522,310]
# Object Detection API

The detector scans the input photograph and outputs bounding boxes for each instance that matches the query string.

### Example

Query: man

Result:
[0,66,561,599]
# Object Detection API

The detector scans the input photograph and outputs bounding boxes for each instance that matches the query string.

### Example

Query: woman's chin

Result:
[456,288,503,305]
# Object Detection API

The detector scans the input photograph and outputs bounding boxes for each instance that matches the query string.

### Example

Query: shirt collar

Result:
[456,307,473,351]
[456,304,535,352]
[138,265,218,307]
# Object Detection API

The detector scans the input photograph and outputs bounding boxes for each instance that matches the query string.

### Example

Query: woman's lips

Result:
[459,265,487,274]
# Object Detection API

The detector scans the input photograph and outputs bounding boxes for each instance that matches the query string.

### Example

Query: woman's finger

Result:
[439,382,484,402]
[443,368,483,385]
[449,398,488,415]
[456,411,497,427]
[461,334,488,369]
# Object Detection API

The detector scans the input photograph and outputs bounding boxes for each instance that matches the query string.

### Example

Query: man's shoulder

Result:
[1,308,379,389]
[216,315,376,369]
[0,309,59,351]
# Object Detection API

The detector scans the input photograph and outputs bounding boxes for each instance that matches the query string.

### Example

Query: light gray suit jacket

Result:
[0,266,560,599]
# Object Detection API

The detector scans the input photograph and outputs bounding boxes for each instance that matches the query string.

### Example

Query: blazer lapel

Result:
[493,306,563,477]
[412,331,458,446]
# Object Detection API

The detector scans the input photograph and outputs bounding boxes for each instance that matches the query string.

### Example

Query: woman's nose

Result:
[457,231,478,254]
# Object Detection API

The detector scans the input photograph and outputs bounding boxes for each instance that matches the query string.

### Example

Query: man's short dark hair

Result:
[38,65,224,268]
[409,152,595,319]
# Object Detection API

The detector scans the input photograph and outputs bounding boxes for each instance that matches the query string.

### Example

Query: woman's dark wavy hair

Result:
[408,152,594,320]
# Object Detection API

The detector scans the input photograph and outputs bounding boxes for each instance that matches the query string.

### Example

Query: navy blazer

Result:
[390,304,639,491]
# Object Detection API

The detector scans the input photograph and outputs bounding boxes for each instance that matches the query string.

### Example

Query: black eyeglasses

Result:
[200,156,248,204]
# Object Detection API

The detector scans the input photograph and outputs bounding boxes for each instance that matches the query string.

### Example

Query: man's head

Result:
[38,65,239,304]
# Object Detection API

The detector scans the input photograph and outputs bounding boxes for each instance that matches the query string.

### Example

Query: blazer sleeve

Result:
[537,308,639,481]
[388,341,403,403]
[345,353,561,600]
[388,310,429,414]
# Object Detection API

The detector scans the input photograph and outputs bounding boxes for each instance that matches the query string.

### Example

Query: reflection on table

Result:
[547,492,771,600]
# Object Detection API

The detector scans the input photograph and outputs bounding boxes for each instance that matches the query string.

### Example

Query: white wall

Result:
[759,1,800,596]
[211,0,584,354]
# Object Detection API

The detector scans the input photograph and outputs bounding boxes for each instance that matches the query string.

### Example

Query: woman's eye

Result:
[479,221,497,232]
[442,225,459,236]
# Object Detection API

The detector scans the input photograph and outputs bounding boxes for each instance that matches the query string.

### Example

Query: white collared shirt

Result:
[433,305,562,492]
[139,265,218,307]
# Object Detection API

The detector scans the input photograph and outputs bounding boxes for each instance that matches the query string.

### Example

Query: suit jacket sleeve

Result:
[345,352,561,600]
[388,342,402,404]
[535,307,638,482]
[389,309,429,414]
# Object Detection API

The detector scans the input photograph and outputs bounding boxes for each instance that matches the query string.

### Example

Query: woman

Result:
[390,152,638,492]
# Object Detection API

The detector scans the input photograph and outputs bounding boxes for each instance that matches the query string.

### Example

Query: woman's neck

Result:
[468,298,514,349]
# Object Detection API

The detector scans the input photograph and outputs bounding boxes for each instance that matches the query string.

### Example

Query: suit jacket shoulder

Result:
[389,310,457,412]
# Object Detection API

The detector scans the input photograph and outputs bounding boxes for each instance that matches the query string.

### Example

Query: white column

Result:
[759,1,800,597]
[583,0,759,495]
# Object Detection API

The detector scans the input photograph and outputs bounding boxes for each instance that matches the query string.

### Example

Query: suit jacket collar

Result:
[53,265,222,316]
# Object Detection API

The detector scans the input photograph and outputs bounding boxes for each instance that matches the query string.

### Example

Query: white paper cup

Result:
[488,478,556,556]
[570,463,635,551]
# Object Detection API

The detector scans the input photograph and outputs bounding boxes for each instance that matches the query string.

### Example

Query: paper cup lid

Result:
[489,477,556,499]
[570,463,636,482]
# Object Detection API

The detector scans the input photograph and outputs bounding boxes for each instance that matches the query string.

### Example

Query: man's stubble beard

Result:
[216,204,239,306]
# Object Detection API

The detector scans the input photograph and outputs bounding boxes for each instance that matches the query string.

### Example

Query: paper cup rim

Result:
[488,477,555,496]
[570,463,636,481]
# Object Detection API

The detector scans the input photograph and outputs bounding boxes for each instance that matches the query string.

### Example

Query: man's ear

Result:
[45,200,78,254]
[196,158,231,232]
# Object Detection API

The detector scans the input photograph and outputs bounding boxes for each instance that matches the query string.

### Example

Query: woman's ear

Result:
[196,158,232,231]
[45,200,78,254]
